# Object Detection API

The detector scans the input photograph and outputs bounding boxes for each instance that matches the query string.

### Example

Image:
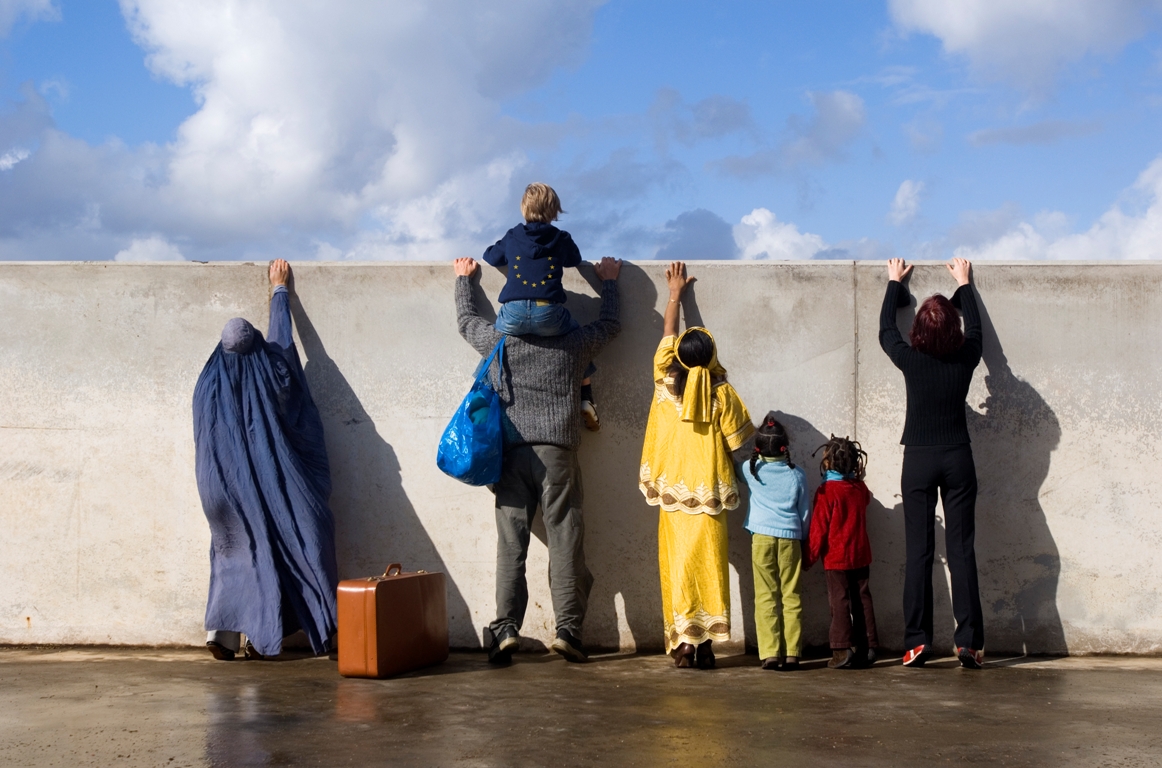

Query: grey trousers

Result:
[206,630,241,652]
[489,444,592,640]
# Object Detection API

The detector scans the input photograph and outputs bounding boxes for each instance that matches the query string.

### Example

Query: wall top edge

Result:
[1,260,1160,268]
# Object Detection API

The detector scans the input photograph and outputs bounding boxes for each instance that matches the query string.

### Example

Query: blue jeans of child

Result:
[496,301,596,379]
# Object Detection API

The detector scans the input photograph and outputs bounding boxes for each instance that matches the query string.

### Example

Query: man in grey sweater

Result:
[453,255,622,663]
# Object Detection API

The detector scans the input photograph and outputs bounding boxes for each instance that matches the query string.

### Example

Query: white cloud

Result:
[733,208,827,260]
[0,0,57,36]
[952,155,1162,259]
[0,147,29,170]
[889,0,1162,91]
[889,179,925,226]
[0,1,604,259]
[114,235,184,261]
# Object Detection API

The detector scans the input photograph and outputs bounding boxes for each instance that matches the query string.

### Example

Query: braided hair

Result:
[816,434,867,481]
[750,412,793,479]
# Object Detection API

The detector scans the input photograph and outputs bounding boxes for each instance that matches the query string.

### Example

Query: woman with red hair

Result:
[880,257,985,670]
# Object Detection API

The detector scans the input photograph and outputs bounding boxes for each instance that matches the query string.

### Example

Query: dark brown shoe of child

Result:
[761,657,781,670]
[828,649,855,669]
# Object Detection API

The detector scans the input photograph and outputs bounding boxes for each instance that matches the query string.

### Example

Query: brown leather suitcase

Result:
[337,563,449,678]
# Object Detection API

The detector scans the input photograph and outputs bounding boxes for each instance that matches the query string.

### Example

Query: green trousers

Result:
[752,534,803,659]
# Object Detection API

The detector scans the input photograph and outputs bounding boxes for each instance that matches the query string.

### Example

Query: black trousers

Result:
[901,444,984,651]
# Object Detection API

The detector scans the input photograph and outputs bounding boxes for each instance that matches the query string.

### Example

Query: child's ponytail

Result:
[751,412,793,479]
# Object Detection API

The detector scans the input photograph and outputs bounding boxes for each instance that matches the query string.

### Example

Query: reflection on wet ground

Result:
[3,649,1162,767]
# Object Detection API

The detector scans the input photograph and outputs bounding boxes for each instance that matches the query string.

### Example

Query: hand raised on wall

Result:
[665,261,695,298]
[948,257,972,287]
[593,257,622,281]
[887,258,912,283]
[453,258,479,278]
[269,259,290,287]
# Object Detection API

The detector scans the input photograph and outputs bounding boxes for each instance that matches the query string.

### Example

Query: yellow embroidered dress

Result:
[639,331,754,653]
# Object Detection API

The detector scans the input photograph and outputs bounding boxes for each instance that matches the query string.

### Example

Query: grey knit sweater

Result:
[456,276,621,451]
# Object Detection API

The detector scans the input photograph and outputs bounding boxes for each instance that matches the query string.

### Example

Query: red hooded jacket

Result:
[806,479,872,571]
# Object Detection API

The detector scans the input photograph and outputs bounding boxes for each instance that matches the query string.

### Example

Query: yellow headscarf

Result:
[676,327,727,424]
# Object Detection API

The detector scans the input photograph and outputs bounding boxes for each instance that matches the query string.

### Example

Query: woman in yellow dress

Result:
[640,261,755,669]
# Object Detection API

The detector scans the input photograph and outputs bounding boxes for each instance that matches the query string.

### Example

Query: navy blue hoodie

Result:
[482,222,582,304]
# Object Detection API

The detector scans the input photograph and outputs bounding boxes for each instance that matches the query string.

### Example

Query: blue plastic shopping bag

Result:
[437,338,506,485]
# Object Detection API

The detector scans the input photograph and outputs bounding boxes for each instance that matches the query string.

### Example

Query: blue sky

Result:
[1,0,1161,261]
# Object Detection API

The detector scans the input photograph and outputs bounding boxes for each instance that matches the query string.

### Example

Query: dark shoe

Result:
[488,627,519,665]
[695,640,715,670]
[550,630,588,663]
[864,648,878,667]
[243,642,267,661]
[581,400,601,432]
[957,647,984,669]
[828,649,855,669]
[672,643,696,668]
[760,656,782,671]
[779,656,800,672]
[902,644,929,668]
[206,642,235,661]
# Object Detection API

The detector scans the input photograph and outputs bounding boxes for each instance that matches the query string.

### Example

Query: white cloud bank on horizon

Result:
[723,153,1162,262]
[889,0,1162,91]
[114,234,183,261]
[952,155,1162,260]
[734,208,827,260]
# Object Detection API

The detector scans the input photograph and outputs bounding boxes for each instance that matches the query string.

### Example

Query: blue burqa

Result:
[193,288,338,657]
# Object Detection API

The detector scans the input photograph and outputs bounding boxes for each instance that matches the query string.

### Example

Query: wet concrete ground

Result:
[3,648,1162,767]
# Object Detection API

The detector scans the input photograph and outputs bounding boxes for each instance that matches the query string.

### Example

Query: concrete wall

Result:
[2,261,1160,654]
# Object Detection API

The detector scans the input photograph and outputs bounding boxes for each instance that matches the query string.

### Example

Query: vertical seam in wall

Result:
[852,260,859,442]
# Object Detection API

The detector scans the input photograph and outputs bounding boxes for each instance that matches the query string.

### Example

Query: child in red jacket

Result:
[805,436,878,669]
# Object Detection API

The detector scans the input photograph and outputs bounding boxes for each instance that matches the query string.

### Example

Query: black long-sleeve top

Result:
[879,280,982,446]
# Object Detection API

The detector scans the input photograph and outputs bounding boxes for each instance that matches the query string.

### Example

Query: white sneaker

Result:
[581,400,601,432]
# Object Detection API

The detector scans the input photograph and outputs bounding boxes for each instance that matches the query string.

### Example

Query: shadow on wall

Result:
[968,294,1065,655]
[289,295,478,648]
[572,262,665,651]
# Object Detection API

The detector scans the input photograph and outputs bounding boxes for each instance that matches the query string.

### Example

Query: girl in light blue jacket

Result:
[738,413,810,671]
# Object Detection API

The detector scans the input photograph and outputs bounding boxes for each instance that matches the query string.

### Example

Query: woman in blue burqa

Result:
[193,259,338,660]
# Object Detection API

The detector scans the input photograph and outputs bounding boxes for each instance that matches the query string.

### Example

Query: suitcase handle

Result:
[383,563,403,577]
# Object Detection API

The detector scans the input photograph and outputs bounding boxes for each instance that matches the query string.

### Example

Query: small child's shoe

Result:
[779,657,800,672]
[760,657,781,671]
[957,647,984,669]
[827,649,855,669]
[581,400,601,432]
